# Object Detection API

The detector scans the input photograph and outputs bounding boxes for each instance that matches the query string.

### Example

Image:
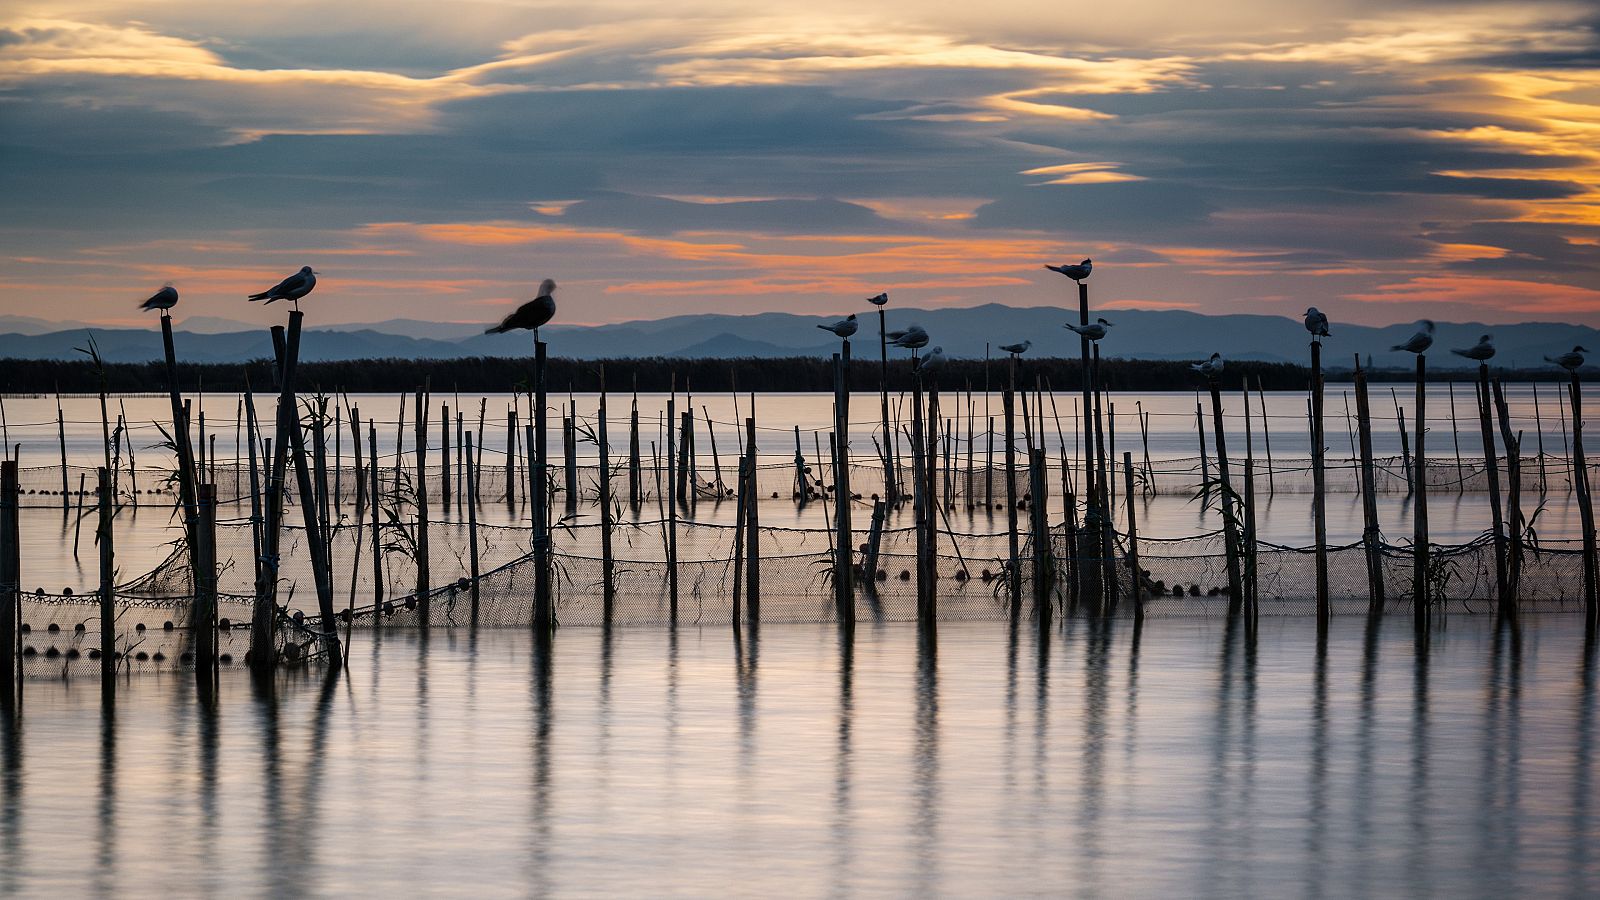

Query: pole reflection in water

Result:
[828,624,854,896]
[93,701,113,899]
[528,633,553,897]
[912,625,940,895]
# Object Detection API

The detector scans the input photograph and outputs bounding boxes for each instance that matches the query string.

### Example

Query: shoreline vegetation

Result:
[0,355,1586,395]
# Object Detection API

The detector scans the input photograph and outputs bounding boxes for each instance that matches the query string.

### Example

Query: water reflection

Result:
[912,625,940,894]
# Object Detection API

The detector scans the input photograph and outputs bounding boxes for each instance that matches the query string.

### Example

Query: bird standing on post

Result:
[1304,307,1331,341]
[1548,346,1588,371]
[1451,334,1495,362]
[916,346,946,377]
[248,266,318,309]
[1192,353,1225,378]
[485,278,558,341]
[140,285,179,315]
[999,340,1031,356]
[818,314,858,339]
[890,325,929,350]
[1045,259,1093,281]
[1064,318,1113,341]
[867,293,888,307]
[1391,320,1435,355]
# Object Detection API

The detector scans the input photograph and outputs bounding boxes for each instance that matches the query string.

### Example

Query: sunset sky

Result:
[2,0,1598,328]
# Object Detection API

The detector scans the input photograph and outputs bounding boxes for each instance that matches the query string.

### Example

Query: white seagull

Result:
[867,292,889,306]
[485,278,558,340]
[1065,318,1113,341]
[999,340,1031,355]
[1450,334,1496,362]
[917,346,946,375]
[1547,345,1588,371]
[1191,353,1224,377]
[891,325,929,350]
[818,314,858,338]
[1045,259,1093,281]
[1304,307,1331,340]
[1390,320,1435,354]
[140,284,178,313]
[248,266,318,307]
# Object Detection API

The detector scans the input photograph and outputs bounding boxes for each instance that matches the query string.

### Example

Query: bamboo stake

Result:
[440,403,451,516]
[414,387,430,626]
[56,395,68,513]
[565,410,579,513]
[702,406,723,497]
[194,483,218,681]
[504,408,518,507]
[744,408,760,623]
[348,405,364,522]
[1029,447,1052,613]
[1449,381,1464,492]
[369,423,383,612]
[629,388,642,509]
[834,344,854,623]
[732,454,747,628]
[1242,379,1258,615]
[1568,371,1597,627]
[1004,358,1020,611]
[93,465,112,690]
[0,462,17,698]
[533,341,552,635]
[1532,382,1548,493]
[1256,376,1275,495]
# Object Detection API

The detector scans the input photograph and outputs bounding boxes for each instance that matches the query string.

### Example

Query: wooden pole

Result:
[533,341,552,635]
[1242,379,1258,616]
[732,454,747,628]
[565,411,579,514]
[246,389,264,587]
[504,408,518,507]
[1123,452,1142,624]
[414,387,431,626]
[598,372,616,617]
[194,483,218,679]
[1029,447,1052,613]
[744,410,760,623]
[1492,379,1524,618]
[703,406,724,497]
[1532,381,1548,493]
[1448,381,1465,492]
[250,316,297,672]
[348,405,364,522]
[1568,371,1597,627]
[864,499,886,594]
[1195,397,1210,505]
[878,306,896,502]
[1353,359,1386,614]
[465,432,480,626]
[629,391,642,509]
[56,397,68,513]
[369,424,383,612]
[158,314,201,600]
[1311,340,1330,628]
[1257,376,1275,495]
[1206,377,1245,613]
[0,462,18,697]
[440,403,451,517]
[793,426,808,504]
[1004,358,1021,610]
[1412,354,1429,632]
[92,465,113,689]
[1393,389,1412,486]
[833,344,854,624]
[1476,363,1509,606]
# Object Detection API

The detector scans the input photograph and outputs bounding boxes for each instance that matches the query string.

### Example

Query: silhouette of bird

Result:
[1391,320,1435,354]
[1191,353,1224,377]
[818,314,858,338]
[1064,318,1113,341]
[1547,345,1588,371]
[917,346,946,375]
[140,284,178,313]
[1045,259,1093,281]
[1451,334,1495,362]
[248,266,317,307]
[999,340,1031,355]
[485,278,558,339]
[891,325,929,350]
[1304,307,1331,339]
[867,292,889,306]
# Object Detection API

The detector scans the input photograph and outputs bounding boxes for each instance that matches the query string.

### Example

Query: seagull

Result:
[867,293,889,306]
[916,346,946,376]
[1390,320,1435,354]
[818,314,858,339]
[139,284,178,313]
[1304,307,1331,340]
[1045,259,1093,281]
[999,340,1031,355]
[890,325,929,350]
[1450,334,1495,362]
[1547,345,1588,371]
[1064,318,1113,341]
[248,266,317,307]
[1191,353,1224,377]
[485,278,558,340]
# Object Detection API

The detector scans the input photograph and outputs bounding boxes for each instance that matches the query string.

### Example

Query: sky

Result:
[1,0,1598,330]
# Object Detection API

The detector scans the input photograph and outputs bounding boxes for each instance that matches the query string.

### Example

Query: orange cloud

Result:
[1349,276,1600,315]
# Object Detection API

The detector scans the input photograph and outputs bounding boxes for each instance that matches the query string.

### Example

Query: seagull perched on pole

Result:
[999,340,1031,356]
[916,346,946,377]
[139,284,179,314]
[1191,353,1224,378]
[1304,307,1331,341]
[867,292,888,307]
[1045,259,1093,281]
[248,266,317,308]
[1390,320,1435,354]
[1547,346,1588,372]
[485,278,558,341]
[1064,318,1113,341]
[1451,334,1495,362]
[818,314,858,339]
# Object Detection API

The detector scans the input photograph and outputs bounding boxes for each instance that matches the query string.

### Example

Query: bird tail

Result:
[1450,348,1469,358]
[484,324,507,335]
[247,291,269,301]
[1389,344,1405,352]
[816,324,828,332]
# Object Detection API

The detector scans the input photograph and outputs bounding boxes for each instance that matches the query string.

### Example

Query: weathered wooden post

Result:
[465,432,481,626]
[441,402,451,517]
[864,499,886,594]
[1028,447,1052,614]
[93,465,113,689]
[1412,353,1429,632]
[1003,358,1021,611]
[504,407,518,507]
[195,483,218,678]
[833,344,854,624]
[250,317,299,672]
[533,341,553,636]
[1569,371,1597,626]
[598,372,616,617]
[1123,452,1142,624]
[629,390,642,509]
[368,423,383,612]
[56,396,68,513]
[732,453,747,628]
[0,462,18,696]
[1206,376,1244,613]
[1241,379,1259,616]
[1448,381,1465,492]
[1476,364,1509,605]
[414,388,431,626]
[1493,379,1525,617]
[564,410,579,514]
[1311,339,1330,628]
[1353,359,1385,613]
[744,410,761,623]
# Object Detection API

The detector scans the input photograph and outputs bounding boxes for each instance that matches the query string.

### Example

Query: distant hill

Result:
[0,305,1593,369]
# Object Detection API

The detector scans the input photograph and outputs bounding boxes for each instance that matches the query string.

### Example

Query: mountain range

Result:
[0,306,1591,370]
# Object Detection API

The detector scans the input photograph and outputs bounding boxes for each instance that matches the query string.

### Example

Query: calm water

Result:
[1,617,1596,897]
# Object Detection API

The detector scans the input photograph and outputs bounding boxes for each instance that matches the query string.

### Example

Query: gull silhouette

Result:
[486,278,558,341]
